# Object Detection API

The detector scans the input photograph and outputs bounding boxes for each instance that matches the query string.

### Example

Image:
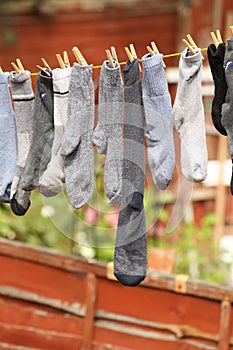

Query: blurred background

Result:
[1,0,233,285]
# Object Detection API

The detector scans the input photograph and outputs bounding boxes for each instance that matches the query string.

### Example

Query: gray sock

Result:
[173,48,208,182]
[93,60,123,204]
[9,71,35,215]
[39,67,71,197]
[142,53,175,190]
[114,59,147,287]
[0,72,17,203]
[61,63,94,208]
[222,38,233,194]
[22,71,54,191]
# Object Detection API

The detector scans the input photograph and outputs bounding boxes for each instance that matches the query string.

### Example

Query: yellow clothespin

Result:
[63,51,71,68]
[11,58,24,74]
[183,34,204,60]
[56,53,66,69]
[72,46,88,66]
[0,66,3,73]
[146,41,166,67]
[105,49,115,68]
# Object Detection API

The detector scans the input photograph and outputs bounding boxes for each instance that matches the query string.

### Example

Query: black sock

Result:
[207,43,227,136]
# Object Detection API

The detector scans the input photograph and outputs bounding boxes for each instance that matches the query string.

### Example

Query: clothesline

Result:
[28,47,209,76]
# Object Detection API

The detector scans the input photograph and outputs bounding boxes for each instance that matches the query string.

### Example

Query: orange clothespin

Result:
[72,46,88,66]
[182,34,204,60]
[11,58,24,74]
[146,41,166,68]
[105,49,115,68]
[124,43,142,72]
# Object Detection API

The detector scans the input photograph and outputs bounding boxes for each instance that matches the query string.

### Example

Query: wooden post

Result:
[80,273,97,350]
[218,297,231,350]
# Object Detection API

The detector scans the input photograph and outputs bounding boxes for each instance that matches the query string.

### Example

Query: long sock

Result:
[173,48,208,182]
[207,43,227,136]
[0,72,17,203]
[61,63,95,208]
[38,67,71,197]
[222,38,233,194]
[9,71,35,215]
[142,53,175,190]
[93,60,123,204]
[114,59,147,287]
[22,71,54,191]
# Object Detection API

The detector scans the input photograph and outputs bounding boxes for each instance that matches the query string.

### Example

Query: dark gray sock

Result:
[9,71,35,215]
[61,63,95,208]
[22,71,54,191]
[114,59,147,287]
[222,38,233,194]
[93,60,123,204]
[0,72,17,203]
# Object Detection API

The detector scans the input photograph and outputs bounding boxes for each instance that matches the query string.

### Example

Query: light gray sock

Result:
[173,48,208,182]
[93,60,123,204]
[0,72,17,203]
[9,71,35,215]
[114,59,147,287]
[222,38,233,194]
[61,63,94,208]
[22,71,54,191]
[39,67,71,197]
[142,53,175,190]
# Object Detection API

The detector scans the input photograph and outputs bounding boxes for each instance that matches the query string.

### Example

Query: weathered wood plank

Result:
[218,298,232,350]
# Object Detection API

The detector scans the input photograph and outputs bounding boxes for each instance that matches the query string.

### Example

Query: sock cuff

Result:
[9,71,34,98]
[142,53,163,69]
[52,67,71,93]
[142,54,168,96]
[181,47,202,64]
[207,43,226,64]
[71,63,93,84]
[123,59,140,87]
[226,37,233,50]
[0,72,9,84]
[100,60,122,87]
[52,67,72,81]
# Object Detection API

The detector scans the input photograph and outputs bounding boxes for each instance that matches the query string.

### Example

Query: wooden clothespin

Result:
[216,29,223,43]
[72,46,88,66]
[11,58,24,74]
[56,53,66,69]
[105,49,115,68]
[41,58,52,71]
[63,51,71,68]
[36,65,51,77]
[124,44,142,72]
[210,29,223,48]
[0,66,3,73]
[230,26,233,36]
[182,34,204,60]
[111,46,118,62]
[146,41,166,68]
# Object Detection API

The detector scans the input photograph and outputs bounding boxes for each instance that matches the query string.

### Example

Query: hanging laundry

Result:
[207,43,227,136]
[9,70,35,215]
[114,59,147,287]
[222,37,233,195]
[39,67,71,197]
[173,47,208,182]
[142,53,175,190]
[93,60,123,204]
[0,72,17,203]
[21,71,54,191]
[61,63,95,208]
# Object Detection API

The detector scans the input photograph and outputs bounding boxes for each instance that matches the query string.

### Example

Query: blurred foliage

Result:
[0,153,230,285]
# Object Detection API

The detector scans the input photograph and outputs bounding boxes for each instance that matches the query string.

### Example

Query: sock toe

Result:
[114,273,146,287]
